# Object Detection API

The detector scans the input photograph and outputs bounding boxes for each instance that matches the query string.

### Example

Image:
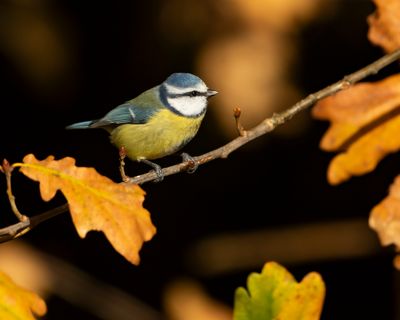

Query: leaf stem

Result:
[3,159,28,222]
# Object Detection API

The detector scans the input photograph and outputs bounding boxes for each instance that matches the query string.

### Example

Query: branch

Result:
[0,49,399,242]
[3,159,28,222]
[127,48,400,185]
[0,203,69,243]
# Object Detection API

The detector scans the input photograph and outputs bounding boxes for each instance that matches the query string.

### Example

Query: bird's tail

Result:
[66,121,93,129]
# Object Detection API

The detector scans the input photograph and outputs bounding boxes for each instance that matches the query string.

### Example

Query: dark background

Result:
[0,0,398,319]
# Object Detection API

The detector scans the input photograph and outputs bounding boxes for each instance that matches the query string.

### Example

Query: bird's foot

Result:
[181,153,198,174]
[141,159,164,182]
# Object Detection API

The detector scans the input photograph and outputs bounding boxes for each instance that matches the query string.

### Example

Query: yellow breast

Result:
[110,109,205,161]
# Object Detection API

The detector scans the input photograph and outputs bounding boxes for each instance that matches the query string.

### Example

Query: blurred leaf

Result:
[368,0,400,53]
[231,0,323,30]
[195,0,330,139]
[233,262,325,320]
[16,154,156,265]
[312,74,400,185]
[164,280,232,320]
[370,175,400,269]
[0,270,46,320]
[0,2,76,98]
[0,242,53,297]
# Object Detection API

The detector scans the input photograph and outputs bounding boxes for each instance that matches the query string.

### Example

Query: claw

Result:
[181,153,198,174]
[141,159,164,182]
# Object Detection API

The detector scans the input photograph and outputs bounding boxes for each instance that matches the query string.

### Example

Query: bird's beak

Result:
[206,89,218,98]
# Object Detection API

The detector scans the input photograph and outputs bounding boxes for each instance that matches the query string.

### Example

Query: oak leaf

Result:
[16,154,156,265]
[0,270,46,320]
[370,175,400,269]
[233,262,325,320]
[312,74,400,185]
[368,0,400,53]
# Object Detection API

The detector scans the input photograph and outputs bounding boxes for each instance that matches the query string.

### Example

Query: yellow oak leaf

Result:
[234,262,325,320]
[0,270,46,320]
[15,154,156,265]
[368,0,400,53]
[370,175,400,269]
[312,74,400,185]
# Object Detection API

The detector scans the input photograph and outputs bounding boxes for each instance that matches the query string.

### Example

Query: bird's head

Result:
[160,73,218,117]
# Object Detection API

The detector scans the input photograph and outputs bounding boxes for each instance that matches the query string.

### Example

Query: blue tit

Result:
[66,73,217,180]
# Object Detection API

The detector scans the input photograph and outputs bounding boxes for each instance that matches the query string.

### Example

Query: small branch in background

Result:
[127,48,400,185]
[185,218,381,276]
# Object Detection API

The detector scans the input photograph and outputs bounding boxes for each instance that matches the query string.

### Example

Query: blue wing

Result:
[90,102,153,127]
[90,87,162,128]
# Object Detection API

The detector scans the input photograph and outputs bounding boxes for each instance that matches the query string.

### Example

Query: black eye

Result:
[190,91,198,97]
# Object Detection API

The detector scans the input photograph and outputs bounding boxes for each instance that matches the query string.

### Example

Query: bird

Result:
[66,72,218,181]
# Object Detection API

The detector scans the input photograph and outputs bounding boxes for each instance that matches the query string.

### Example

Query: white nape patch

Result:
[165,82,208,95]
[167,95,207,117]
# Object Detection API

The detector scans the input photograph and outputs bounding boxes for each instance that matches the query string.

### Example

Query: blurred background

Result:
[0,0,399,319]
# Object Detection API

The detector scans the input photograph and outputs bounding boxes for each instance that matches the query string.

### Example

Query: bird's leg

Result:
[119,146,130,182]
[181,153,198,174]
[140,159,164,182]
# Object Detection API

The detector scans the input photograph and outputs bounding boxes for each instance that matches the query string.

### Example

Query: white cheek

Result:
[168,96,207,116]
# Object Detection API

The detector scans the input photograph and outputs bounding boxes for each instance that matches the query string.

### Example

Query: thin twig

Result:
[0,219,30,241]
[0,203,69,243]
[0,49,399,242]
[127,48,400,185]
[3,159,28,222]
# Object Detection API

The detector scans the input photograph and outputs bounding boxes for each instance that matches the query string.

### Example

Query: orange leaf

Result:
[0,270,46,320]
[370,175,400,269]
[312,74,400,185]
[16,154,156,265]
[368,0,400,53]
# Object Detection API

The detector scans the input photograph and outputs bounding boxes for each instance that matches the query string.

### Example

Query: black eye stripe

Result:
[167,91,207,98]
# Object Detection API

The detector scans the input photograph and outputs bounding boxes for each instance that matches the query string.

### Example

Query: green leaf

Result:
[233,262,325,320]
